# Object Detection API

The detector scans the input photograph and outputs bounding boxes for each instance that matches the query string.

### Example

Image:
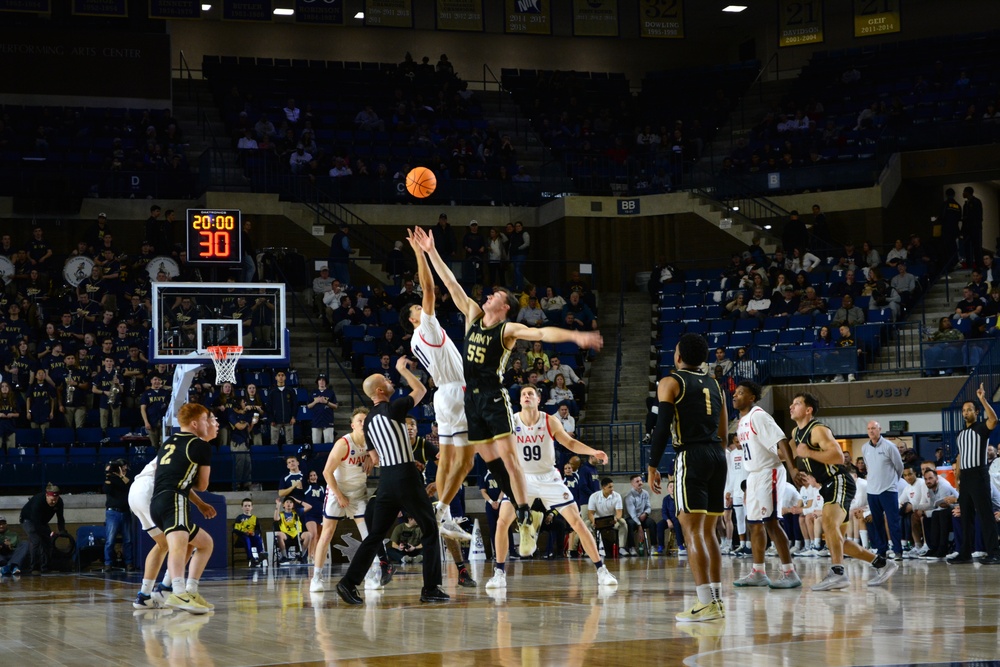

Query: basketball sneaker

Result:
[810,571,850,591]
[768,570,802,589]
[733,570,770,587]
[596,565,618,588]
[310,575,325,593]
[133,592,160,609]
[379,561,396,587]
[518,511,544,558]
[188,591,215,610]
[364,561,383,590]
[485,569,507,589]
[732,546,753,558]
[867,559,898,587]
[164,592,209,615]
[675,600,725,623]
[435,501,472,542]
[458,567,477,588]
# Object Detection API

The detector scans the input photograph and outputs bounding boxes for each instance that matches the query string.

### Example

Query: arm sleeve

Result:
[648,402,674,468]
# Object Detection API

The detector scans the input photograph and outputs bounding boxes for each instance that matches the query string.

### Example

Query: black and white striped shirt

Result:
[363,396,415,467]
[956,421,991,470]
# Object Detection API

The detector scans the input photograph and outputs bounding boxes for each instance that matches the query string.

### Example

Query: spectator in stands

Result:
[891,263,919,309]
[516,295,546,327]
[562,292,596,330]
[981,288,1000,321]
[725,291,747,319]
[555,404,575,438]
[861,241,881,271]
[831,270,864,300]
[289,144,312,175]
[26,369,56,436]
[623,474,657,556]
[25,226,53,278]
[546,355,583,397]
[508,221,530,291]
[540,286,565,320]
[308,375,337,445]
[886,239,908,268]
[789,247,821,274]
[968,270,989,300]
[924,317,964,376]
[797,286,826,315]
[236,128,258,152]
[266,371,297,445]
[545,374,577,416]
[461,221,485,286]
[328,157,352,178]
[864,267,901,320]
[939,188,963,268]
[254,114,276,141]
[745,286,771,322]
[782,210,808,256]
[503,358,526,392]
[954,286,985,322]
[836,242,861,273]
[832,324,862,383]
[980,254,999,287]
[832,294,865,328]
[327,224,352,286]
[770,285,799,317]
[713,347,733,376]
[354,104,385,132]
[962,187,984,268]
[739,264,768,291]
[311,267,334,318]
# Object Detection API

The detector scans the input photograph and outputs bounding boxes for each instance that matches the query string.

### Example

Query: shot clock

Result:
[185,209,243,264]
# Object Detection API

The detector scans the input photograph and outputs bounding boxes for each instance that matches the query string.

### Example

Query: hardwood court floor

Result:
[1,556,999,667]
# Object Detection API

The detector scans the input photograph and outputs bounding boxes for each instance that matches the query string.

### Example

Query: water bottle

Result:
[88,533,95,547]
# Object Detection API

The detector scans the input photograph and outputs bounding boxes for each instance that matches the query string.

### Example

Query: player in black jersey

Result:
[150,402,218,614]
[411,226,603,557]
[789,393,897,591]
[648,333,728,622]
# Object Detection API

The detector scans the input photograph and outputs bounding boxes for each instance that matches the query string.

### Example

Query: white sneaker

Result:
[811,571,850,591]
[831,375,845,383]
[596,565,618,587]
[867,559,898,587]
[847,374,856,382]
[485,569,507,590]
[310,576,324,593]
[719,544,732,555]
[815,548,830,557]
[914,545,929,556]
[364,561,383,590]
[972,551,987,558]
[677,549,687,556]
[765,546,778,557]
[946,552,959,560]
[435,501,472,541]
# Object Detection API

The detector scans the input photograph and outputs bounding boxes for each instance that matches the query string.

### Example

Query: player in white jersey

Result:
[399,232,474,542]
[725,435,750,556]
[898,467,930,556]
[485,385,617,590]
[731,381,801,588]
[849,468,870,549]
[311,407,373,592]
[130,457,216,608]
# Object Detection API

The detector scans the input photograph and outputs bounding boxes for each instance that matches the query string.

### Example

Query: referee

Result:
[953,383,1000,564]
[336,356,448,604]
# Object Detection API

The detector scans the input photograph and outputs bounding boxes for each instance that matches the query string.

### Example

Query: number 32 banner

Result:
[639,0,684,39]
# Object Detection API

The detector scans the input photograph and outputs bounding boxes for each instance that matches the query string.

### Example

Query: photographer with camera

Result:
[19,483,67,575]
[103,458,134,572]
[387,514,424,564]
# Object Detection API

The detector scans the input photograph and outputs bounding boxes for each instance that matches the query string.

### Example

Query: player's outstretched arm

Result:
[410,227,480,322]
[503,321,603,351]
[548,414,608,464]
[395,356,426,406]
[407,229,437,316]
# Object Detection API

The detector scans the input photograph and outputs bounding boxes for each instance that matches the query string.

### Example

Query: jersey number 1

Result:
[703,388,712,415]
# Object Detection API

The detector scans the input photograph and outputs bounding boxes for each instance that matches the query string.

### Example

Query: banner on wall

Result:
[149,0,200,19]
[222,0,272,21]
[0,0,49,11]
[505,0,550,35]
[572,0,618,37]
[295,0,344,24]
[639,0,684,39]
[0,31,170,99]
[854,0,900,37]
[435,0,483,32]
[778,0,824,47]
[71,0,127,16]
[364,0,413,28]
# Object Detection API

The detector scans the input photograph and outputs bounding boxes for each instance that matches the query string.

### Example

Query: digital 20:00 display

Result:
[185,209,242,264]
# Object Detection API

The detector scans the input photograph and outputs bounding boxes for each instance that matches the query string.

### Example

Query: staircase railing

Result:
[322,347,366,410]
[610,267,626,423]
[940,337,1000,460]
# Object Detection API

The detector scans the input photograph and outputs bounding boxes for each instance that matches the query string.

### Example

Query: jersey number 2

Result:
[160,443,176,465]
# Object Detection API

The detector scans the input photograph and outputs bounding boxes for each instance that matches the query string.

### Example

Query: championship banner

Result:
[778,0,823,47]
[364,0,413,28]
[0,0,49,12]
[854,0,900,37]
[71,0,127,16]
[639,0,684,39]
[573,0,618,37]
[149,0,201,19]
[505,0,550,35]
[435,0,483,32]
[222,0,272,21]
[295,0,344,24]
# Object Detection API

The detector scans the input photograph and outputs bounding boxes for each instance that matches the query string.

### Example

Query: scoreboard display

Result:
[185,209,243,265]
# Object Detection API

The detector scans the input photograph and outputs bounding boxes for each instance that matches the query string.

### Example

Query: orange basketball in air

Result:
[406,167,437,198]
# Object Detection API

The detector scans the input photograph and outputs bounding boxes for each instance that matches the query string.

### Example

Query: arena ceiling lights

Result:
[722,5,748,12]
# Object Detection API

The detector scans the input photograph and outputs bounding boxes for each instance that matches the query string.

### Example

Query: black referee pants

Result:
[957,468,1000,557]
[344,463,441,590]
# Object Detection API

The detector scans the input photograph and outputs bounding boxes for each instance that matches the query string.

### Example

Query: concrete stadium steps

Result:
[584,292,653,424]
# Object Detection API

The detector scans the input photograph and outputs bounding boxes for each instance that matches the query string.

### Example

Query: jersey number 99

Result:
[522,444,542,461]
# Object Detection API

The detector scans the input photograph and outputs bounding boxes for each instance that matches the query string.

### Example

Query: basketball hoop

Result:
[207,345,243,385]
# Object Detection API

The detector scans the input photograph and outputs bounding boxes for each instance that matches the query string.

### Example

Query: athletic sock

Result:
[872,555,887,569]
[496,562,506,572]
[185,578,199,595]
[831,565,845,576]
[141,578,154,595]
[752,563,766,572]
[709,582,722,603]
[593,559,604,570]
[162,572,171,587]
[172,577,185,595]
[438,503,453,522]
[696,584,713,604]
[860,530,869,548]
[782,562,795,573]
[455,560,467,570]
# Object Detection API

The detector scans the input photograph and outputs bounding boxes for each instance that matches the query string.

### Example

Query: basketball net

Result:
[207,345,243,385]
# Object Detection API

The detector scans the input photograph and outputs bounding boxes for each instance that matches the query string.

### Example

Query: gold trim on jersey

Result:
[793,419,841,480]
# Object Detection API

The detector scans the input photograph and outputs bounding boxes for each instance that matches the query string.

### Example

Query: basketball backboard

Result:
[149,281,289,366]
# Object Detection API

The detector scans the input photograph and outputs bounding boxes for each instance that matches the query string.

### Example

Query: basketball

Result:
[406,167,437,198]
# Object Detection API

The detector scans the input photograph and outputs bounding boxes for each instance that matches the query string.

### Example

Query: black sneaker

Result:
[380,562,396,587]
[458,568,477,588]
[979,553,1000,565]
[568,551,580,559]
[335,580,363,605]
[420,586,450,603]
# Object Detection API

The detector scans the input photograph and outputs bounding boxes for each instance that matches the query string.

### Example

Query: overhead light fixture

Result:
[201,3,211,10]
[355,11,364,19]
[731,205,740,211]
[274,7,294,15]
[763,224,773,230]
[722,5,748,12]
